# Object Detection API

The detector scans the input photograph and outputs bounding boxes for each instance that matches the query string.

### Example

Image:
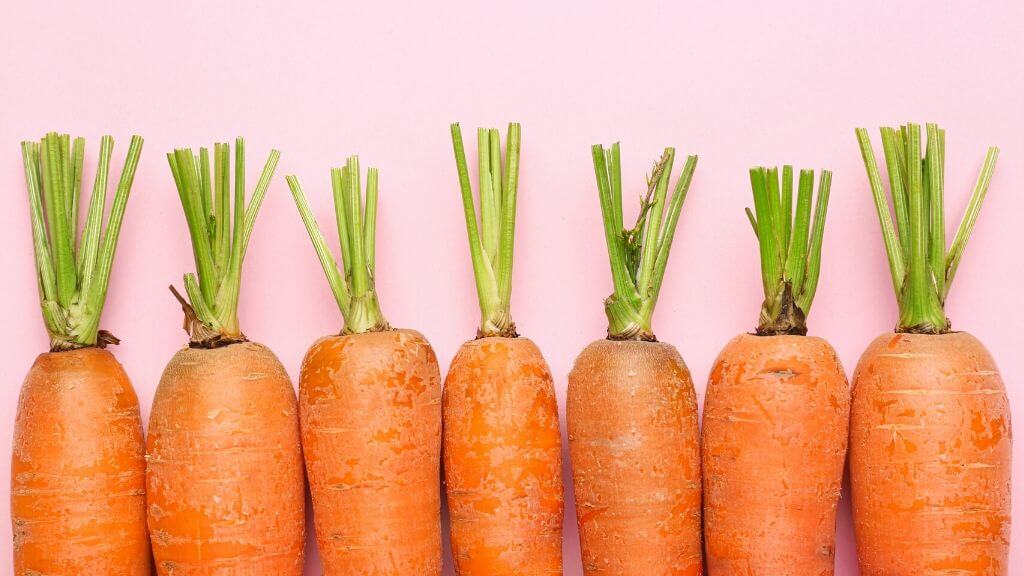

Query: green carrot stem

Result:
[168,138,278,344]
[856,122,998,333]
[22,133,144,351]
[286,156,388,335]
[746,164,832,335]
[451,122,519,338]
[591,143,698,341]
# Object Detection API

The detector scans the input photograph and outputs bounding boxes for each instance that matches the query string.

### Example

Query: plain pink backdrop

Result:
[2,1,1022,574]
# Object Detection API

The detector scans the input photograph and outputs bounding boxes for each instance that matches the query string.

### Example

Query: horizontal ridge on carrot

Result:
[444,122,564,575]
[145,139,305,575]
[702,164,848,575]
[12,133,150,575]
[851,123,1010,574]
[286,156,442,575]
[568,142,702,575]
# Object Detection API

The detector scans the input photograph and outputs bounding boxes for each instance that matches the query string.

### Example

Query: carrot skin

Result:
[443,336,564,576]
[702,334,850,575]
[851,332,1012,575]
[11,348,151,575]
[299,329,442,575]
[568,339,702,576]
[145,341,306,575]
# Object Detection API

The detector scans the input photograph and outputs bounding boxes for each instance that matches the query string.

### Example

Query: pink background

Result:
[2,1,1022,573]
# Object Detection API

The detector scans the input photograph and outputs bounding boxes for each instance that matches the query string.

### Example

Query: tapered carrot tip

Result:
[146,341,306,575]
[443,336,564,576]
[12,348,151,575]
[851,332,1011,575]
[702,333,849,574]
[300,329,443,575]
[568,339,703,576]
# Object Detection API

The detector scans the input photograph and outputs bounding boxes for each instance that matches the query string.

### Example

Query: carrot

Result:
[286,158,442,574]
[146,139,305,575]
[444,123,563,575]
[703,165,849,574]
[12,133,149,575]
[852,123,1010,574]
[567,144,702,575]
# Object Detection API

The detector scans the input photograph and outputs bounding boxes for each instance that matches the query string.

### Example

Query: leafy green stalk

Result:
[856,123,998,334]
[286,156,388,335]
[451,122,521,338]
[167,138,279,345]
[22,133,144,351]
[591,143,698,341]
[746,165,832,335]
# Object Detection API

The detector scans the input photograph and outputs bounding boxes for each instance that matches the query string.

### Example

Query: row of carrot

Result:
[11,122,1010,576]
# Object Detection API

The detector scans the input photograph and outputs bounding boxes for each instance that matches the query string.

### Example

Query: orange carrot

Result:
[146,343,306,574]
[146,139,305,574]
[13,349,151,575]
[703,335,848,574]
[852,124,1010,574]
[444,123,564,575]
[568,144,702,575]
[286,159,443,574]
[444,337,563,574]
[702,165,848,574]
[12,133,149,575]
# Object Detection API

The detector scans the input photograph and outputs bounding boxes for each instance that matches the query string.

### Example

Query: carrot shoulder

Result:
[287,156,443,575]
[568,142,702,575]
[444,124,564,575]
[12,349,150,576]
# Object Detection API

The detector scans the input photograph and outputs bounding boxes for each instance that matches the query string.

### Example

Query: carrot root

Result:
[443,336,564,576]
[703,334,850,575]
[145,341,306,575]
[11,348,150,575]
[300,329,442,575]
[851,332,1011,575]
[568,339,703,576]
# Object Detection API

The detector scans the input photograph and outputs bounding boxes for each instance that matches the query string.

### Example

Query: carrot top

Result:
[745,166,832,335]
[856,123,998,334]
[166,138,280,346]
[22,133,144,351]
[450,122,521,338]
[286,157,388,334]
[591,144,698,341]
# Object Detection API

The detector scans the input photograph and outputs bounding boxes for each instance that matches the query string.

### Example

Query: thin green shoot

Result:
[592,143,698,341]
[856,123,998,334]
[451,122,521,338]
[22,132,144,351]
[746,165,832,335]
[167,138,279,344]
[286,156,388,335]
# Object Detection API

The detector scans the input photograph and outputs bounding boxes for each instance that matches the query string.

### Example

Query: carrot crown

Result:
[286,156,389,335]
[745,166,832,335]
[22,133,144,351]
[856,123,998,334]
[591,144,698,341]
[450,122,521,338]
[167,138,280,347]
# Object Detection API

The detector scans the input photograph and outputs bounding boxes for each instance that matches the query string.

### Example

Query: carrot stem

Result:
[286,157,388,334]
[856,122,998,333]
[22,133,144,350]
[450,122,519,338]
[746,163,832,335]
[591,143,697,341]
[167,138,278,342]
